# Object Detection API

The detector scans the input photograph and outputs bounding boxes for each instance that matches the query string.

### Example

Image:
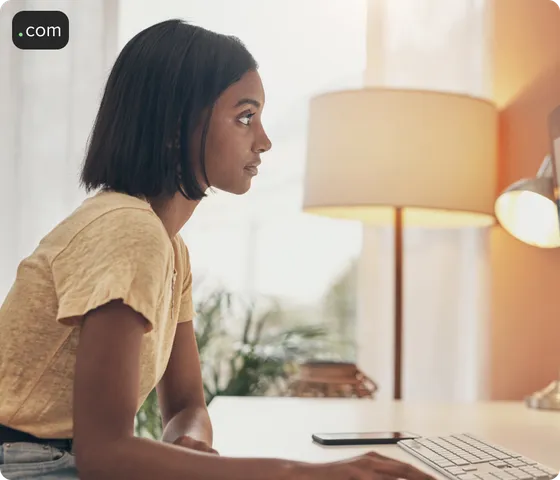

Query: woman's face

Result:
[195,70,272,195]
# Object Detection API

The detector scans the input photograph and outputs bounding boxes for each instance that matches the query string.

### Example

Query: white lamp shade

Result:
[495,176,560,248]
[303,88,498,227]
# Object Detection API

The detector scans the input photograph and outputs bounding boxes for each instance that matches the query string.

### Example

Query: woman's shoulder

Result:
[79,190,158,228]
[45,191,171,264]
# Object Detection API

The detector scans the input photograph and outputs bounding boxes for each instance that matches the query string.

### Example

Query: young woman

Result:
[0,19,436,480]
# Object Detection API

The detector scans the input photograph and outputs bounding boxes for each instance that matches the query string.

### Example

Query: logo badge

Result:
[12,11,69,50]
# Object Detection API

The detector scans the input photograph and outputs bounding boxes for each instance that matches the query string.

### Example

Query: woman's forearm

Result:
[161,404,213,446]
[78,435,298,480]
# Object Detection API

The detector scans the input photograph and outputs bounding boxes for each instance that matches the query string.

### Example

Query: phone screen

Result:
[312,431,419,445]
[318,432,415,440]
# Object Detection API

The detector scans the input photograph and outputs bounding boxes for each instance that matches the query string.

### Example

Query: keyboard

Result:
[398,434,557,480]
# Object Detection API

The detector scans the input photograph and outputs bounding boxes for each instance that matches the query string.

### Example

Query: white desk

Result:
[209,397,560,474]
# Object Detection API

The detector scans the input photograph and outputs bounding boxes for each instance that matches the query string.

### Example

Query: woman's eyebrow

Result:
[234,98,261,109]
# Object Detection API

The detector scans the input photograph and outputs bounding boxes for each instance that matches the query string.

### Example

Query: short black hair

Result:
[80,19,258,201]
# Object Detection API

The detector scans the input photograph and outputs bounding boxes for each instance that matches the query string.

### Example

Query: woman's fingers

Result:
[365,453,435,480]
[172,435,219,455]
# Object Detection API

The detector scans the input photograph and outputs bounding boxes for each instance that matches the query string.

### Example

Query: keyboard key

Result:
[475,474,500,480]
[514,473,536,480]
[495,453,514,460]
[493,470,518,480]
[426,453,446,461]
[541,467,558,476]
[520,467,551,480]
[503,468,533,480]
[465,456,481,463]
[503,451,523,459]
[448,467,468,475]
[492,462,509,468]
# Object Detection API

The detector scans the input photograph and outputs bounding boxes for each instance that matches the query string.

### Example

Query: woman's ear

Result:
[166,127,181,150]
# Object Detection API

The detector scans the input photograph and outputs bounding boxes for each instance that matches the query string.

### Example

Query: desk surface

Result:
[209,397,560,474]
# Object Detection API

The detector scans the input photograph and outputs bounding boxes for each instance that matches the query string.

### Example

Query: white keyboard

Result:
[398,434,557,480]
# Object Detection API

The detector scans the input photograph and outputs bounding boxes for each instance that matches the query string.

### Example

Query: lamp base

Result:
[525,378,560,411]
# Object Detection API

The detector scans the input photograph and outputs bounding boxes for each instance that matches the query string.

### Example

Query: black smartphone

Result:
[312,431,420,446]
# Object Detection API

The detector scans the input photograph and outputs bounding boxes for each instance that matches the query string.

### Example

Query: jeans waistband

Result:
[0,424,73,452]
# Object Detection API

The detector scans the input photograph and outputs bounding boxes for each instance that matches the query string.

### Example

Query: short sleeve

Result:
[176,235,195,323]
[52,208,173,332]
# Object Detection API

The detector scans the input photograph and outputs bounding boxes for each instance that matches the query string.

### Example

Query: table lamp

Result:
[302,88,498,400]
[494,104,560,411]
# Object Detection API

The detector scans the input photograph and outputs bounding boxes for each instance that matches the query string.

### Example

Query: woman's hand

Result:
[172,435,219,455]
[290,451,436,480]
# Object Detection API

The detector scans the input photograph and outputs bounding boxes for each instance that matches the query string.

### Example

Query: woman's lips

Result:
[244,165,259,176]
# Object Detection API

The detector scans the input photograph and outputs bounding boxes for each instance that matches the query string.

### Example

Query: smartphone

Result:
[312,431,420,446]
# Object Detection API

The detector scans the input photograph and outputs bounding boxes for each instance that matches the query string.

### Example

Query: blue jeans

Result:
[0,442,78,479]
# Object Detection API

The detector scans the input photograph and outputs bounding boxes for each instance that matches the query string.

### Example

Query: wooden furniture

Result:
[208,397,560,474]
[288,361,378,398]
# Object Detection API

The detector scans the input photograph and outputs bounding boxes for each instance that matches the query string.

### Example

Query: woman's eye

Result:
[239,113,255,126]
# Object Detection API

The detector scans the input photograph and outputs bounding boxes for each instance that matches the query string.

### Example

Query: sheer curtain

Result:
[0,0,118,301]
[356,0,494,401]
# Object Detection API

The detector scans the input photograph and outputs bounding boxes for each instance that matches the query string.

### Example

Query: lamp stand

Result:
[394,207,403,400]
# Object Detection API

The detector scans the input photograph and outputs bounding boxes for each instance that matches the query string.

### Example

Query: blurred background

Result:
[1,0,559,439]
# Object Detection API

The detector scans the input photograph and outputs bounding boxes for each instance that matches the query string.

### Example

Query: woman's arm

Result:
[156,321,213,449]
[72,300,294,480]
[161,404,215,451]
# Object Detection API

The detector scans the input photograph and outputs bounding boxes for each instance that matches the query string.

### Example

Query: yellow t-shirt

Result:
[0,190,194,438]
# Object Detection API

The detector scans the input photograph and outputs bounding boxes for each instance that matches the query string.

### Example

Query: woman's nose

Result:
[256,130,272,154]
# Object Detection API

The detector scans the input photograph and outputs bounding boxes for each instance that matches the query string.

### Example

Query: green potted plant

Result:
[135,289,327,439]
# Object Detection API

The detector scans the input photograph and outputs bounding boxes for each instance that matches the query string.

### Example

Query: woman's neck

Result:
[148,192,200,239]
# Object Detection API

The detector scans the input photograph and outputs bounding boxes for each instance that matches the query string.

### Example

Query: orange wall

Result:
[490,0,560,399]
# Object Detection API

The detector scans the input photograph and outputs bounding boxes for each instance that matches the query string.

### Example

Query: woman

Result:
[0,19,435,480]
